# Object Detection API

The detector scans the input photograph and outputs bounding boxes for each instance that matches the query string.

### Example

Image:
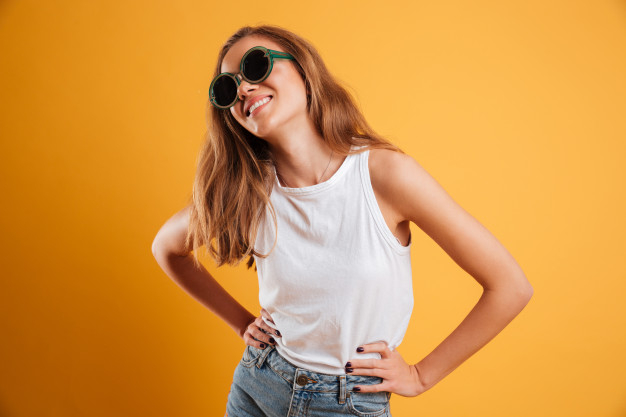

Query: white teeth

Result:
[248,96,271,116]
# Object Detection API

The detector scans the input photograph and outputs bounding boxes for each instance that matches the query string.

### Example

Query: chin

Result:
[250,117,280,138]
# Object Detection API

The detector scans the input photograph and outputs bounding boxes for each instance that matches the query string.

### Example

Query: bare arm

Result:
[414,281,532,391]
[370,149,534,393]
[151,205,256,339]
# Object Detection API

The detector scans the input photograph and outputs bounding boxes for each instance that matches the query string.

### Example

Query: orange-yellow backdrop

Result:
[1,1,625,416]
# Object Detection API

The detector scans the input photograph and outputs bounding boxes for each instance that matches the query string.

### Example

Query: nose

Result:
[236,74,259,101]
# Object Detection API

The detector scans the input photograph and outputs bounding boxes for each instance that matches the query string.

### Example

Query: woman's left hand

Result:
[345,341,427,397]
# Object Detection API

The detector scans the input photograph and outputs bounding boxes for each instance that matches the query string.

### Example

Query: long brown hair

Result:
[185,24,405,270]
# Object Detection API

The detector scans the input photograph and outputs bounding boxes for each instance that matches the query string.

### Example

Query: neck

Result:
[266,117,339,188]
[273,142,335,188]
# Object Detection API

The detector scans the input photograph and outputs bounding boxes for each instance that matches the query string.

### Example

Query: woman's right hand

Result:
[242,308,282,349]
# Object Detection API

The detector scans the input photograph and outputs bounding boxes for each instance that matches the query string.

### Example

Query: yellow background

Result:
[1,0,625,416]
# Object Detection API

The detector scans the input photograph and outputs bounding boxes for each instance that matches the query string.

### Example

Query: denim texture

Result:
[225,344,392,417]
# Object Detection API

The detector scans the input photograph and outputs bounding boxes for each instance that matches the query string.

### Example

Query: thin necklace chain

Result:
[277,149,334,188]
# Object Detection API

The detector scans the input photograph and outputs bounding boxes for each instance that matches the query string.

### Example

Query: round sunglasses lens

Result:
[212,75,238,107]
[242,49,270,82]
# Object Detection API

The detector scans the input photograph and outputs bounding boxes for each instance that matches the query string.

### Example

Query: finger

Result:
[355,341,392,359]
[260,308,275,324]
[344,358,380,370]
[245,324,276,347]
[256,314,281,337]
[248,321,277,345]
[243,333,270,349]
[353,382,390,394]
[346,365,389,378]
[254,316,277,336]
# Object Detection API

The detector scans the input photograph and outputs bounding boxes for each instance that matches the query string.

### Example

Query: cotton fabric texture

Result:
[253,144,414,375]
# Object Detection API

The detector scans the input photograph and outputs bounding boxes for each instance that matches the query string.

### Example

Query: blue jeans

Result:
[225,344,392,416]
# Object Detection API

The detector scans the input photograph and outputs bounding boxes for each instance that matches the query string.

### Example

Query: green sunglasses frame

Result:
[209,46,295,109]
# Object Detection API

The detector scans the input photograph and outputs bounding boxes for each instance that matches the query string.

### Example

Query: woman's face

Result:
[220,35,309,139]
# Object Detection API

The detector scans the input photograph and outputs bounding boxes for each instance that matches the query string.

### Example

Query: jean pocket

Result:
[240,345,263,368]
[347,391,390,416]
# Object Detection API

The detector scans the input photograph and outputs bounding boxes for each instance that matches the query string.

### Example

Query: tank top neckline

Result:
[272,145,358,195]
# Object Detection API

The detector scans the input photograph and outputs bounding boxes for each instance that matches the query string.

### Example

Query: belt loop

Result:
[256,345,274,369]
[338,375,346,404]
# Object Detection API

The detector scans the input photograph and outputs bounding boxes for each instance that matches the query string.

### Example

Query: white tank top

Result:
[253,144,413,374]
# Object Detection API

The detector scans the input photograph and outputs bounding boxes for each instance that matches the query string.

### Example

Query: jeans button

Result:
[296,375,308,386]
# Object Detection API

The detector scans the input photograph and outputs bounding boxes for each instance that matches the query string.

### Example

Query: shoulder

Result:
[367,147,531,294]
[367,146,481,249]
[367,147,422,199]
[367,147,450,226]
[367,148,421,224]
[367,147,415,176]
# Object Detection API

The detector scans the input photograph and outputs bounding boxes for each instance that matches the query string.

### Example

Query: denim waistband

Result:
[249,344,388,402]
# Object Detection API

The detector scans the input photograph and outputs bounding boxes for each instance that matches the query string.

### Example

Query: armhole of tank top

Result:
[359,150,412,255]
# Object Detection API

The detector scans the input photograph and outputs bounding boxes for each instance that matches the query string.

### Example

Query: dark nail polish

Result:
[275,330,281,336]
[269,337,276,344]
[353,387,361,392]
[345,362,352,367]
[346,368,353,373]
[260,343,266,348]
[356,347,364,352]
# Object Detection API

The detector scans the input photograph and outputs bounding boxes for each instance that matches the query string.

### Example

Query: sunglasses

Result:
[209,46,295,109]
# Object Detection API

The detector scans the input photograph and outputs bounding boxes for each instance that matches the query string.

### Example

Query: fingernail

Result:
[275,330,281,336]
[345,362,352,367]
[353,387,361,392]
[269,337,276,344]
[356,347,364,352]
[346,368,353,373]
[260,343,266,348]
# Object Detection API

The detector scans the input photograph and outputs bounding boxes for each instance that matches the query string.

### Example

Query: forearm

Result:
[414,283,533,391]
[154,249,255,339]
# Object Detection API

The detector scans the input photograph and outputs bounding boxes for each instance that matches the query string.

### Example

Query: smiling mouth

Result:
[247,96,273,117]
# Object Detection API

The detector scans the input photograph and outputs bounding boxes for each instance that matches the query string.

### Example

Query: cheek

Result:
[272,66,307,101]
[283,80,308,108]
[230,107,245,124]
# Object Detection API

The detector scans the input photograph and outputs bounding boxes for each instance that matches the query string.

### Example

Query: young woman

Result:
[152,24,533,417]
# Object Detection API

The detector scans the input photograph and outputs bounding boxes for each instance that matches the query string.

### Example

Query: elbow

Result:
[518,274,534,300]
[151,236,164,260]
[512,278,534,308]
[485,275,534,306]
[518,282,534,305]
[151,234,192,263]
[525,282,534,299]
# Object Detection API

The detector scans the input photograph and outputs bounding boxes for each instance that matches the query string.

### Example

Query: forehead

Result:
[220,36,284,73]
